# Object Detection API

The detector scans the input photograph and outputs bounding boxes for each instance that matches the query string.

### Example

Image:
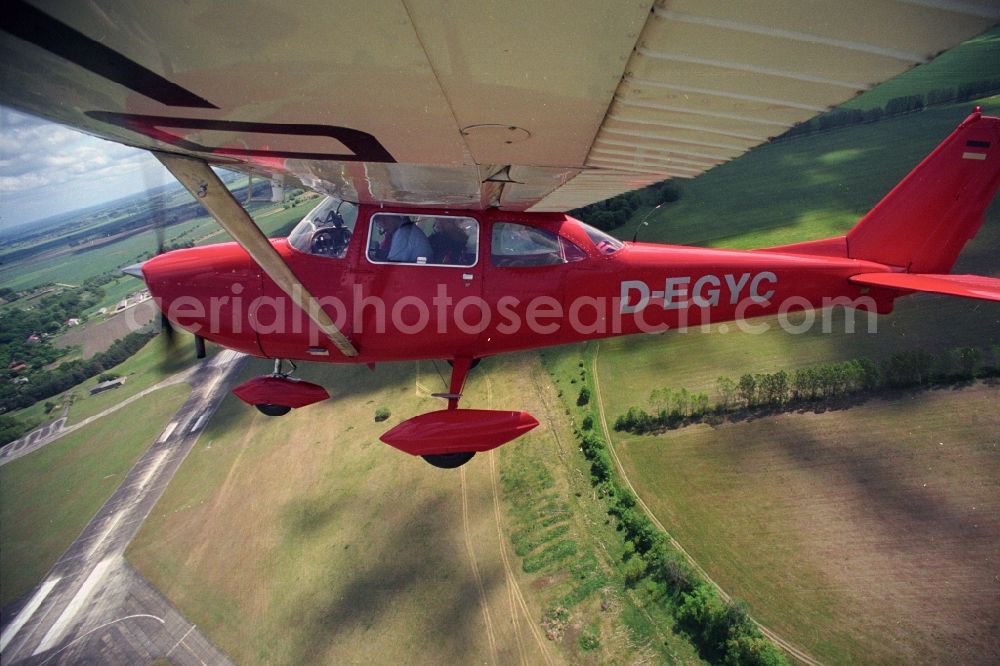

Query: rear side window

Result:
[368,213,478,266]
[491,222,586,267]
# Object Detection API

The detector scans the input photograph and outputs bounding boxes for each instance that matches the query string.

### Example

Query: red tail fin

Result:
[846,109,1000,273]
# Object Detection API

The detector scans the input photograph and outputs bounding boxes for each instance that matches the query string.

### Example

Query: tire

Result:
[421,451,476,468]
[256,403,291,417]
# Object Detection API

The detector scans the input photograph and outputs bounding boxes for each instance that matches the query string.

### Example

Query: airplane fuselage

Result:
[142,205,895,365]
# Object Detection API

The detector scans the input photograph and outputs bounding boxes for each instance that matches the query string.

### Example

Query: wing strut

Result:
[153,152,358,358]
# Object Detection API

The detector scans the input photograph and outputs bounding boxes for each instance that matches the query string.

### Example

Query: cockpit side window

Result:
[491,222,586,267]
[367,213,479,266]
[288,196,359,259]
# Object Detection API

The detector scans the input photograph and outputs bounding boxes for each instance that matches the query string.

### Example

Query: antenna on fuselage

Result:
[631,201,668,243]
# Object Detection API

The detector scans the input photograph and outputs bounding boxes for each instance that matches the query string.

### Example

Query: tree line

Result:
[0,328,158,444]
[576,428,785,663]
[571,182,680,233]
[778,78,1000,141]
[562,352,787,665]
[615,345,998,434]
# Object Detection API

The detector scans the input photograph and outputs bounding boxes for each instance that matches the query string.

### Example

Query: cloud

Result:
[0,107,172,226]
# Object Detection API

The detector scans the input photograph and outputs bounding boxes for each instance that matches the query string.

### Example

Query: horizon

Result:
[0,106,174,230]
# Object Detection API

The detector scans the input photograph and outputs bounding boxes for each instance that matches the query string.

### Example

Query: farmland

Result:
[0,193,317,296]
[610,384,1000,664]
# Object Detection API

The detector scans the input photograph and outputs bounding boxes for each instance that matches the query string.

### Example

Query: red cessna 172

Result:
[1,1,999,467]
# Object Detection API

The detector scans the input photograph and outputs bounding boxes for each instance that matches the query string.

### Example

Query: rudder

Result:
[846,109,1000,273]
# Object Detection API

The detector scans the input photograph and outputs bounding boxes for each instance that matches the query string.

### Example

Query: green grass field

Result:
[64,332,205,425]
[0,384,190,607]
[619,98,1000,251]
[127,354,702,665]
[8,330,204,437]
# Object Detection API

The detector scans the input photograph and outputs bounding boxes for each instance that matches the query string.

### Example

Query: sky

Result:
[0,106,173,229]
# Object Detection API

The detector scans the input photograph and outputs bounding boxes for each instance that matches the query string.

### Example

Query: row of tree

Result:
[0,328,157,421]
[616,345,997,433]
[571,182,680,232]
[780,78,1000,140]
[577,428,785,664]
[560,348,787,664]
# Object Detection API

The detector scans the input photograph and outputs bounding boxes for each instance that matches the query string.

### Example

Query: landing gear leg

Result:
[423,357,477,467]
[433,357,474,411]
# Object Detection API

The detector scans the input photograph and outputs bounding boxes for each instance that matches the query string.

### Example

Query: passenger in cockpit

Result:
[387,217,432,263]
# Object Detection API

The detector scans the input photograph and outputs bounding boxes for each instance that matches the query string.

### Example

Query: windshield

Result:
[288,196,359,258]
[579,222,624,255]
[491,222,586,266]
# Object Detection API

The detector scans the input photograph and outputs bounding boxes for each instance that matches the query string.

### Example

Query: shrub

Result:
[373,407,390,422]
[577,386,590,406]
[579,629,601,651]
[622,554,646,586]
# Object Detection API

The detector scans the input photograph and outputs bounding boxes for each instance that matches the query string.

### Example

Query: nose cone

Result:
[122,261,146,279]
[137,243,265,357]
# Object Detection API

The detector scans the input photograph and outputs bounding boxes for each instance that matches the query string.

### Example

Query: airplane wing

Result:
[1,0,997,212]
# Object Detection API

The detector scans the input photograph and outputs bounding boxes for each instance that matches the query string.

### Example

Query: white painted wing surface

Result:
[0,0,997,212]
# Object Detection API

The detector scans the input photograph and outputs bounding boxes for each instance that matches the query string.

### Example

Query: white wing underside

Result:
[1,0,997,211]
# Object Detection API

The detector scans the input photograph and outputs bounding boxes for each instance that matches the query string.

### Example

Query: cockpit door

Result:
[350,211,484,360]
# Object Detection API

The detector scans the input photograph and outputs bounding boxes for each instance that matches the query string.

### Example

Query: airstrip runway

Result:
[0,349,246,664]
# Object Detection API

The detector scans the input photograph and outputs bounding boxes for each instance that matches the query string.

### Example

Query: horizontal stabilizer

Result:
[849,273,1000,302]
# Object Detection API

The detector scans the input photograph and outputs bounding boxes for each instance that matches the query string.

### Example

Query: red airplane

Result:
[2,2,999,467]
[136,110,1000,466]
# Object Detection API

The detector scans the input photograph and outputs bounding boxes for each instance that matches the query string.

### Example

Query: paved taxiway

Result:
[0,371,193,467]
[1,349,247,665]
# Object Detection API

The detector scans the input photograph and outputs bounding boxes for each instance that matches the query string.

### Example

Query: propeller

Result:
[120,154,206,365]
[149,196,178,349]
